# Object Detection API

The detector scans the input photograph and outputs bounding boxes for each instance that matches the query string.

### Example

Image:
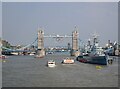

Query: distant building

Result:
[2,40,11,48]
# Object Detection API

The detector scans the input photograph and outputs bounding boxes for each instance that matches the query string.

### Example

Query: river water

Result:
[2,52,119,87]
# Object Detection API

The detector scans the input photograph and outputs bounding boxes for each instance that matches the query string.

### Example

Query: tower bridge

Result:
[1,27,80,57]
[36,27,80,57]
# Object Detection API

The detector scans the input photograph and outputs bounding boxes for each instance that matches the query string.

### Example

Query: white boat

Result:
[62,57,74,64]
[47,60,56,67]
[29,53,35,56]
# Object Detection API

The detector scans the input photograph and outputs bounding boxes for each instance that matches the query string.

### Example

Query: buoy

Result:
[96,66,102,69]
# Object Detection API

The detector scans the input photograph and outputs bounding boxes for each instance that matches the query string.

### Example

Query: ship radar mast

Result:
[92,32,99,46]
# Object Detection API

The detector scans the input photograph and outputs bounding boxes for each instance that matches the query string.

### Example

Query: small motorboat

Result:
[62,57,74,64]
[47,60,56,67]
[47,51,54,54]
[29,53,35,56]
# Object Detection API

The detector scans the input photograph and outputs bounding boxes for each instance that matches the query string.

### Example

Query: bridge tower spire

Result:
[36,28,45,58]
[70,26,80,56]
[38,30,44,49]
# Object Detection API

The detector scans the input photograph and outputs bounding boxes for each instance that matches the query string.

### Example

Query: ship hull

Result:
[76,55,108,65]
[87,56,107,65]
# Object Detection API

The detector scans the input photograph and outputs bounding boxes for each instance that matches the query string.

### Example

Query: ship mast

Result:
[92,32,99,46]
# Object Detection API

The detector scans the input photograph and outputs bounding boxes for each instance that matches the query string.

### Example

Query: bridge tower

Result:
[70,27,80,56]
[36,29,45,58]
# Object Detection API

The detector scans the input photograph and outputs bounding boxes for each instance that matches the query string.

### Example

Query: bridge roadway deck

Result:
[2,53,119,87]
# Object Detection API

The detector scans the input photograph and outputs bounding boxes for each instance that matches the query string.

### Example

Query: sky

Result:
[1,0,119,2]
[0,1,2,38]
[2,2,118,47]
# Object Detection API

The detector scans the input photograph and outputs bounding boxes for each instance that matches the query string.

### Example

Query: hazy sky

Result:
[0,1,2,38]
[2,2,118,47]
[1,0,119,2]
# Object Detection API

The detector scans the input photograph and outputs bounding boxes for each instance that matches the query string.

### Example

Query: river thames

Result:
[2,52,119,87]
